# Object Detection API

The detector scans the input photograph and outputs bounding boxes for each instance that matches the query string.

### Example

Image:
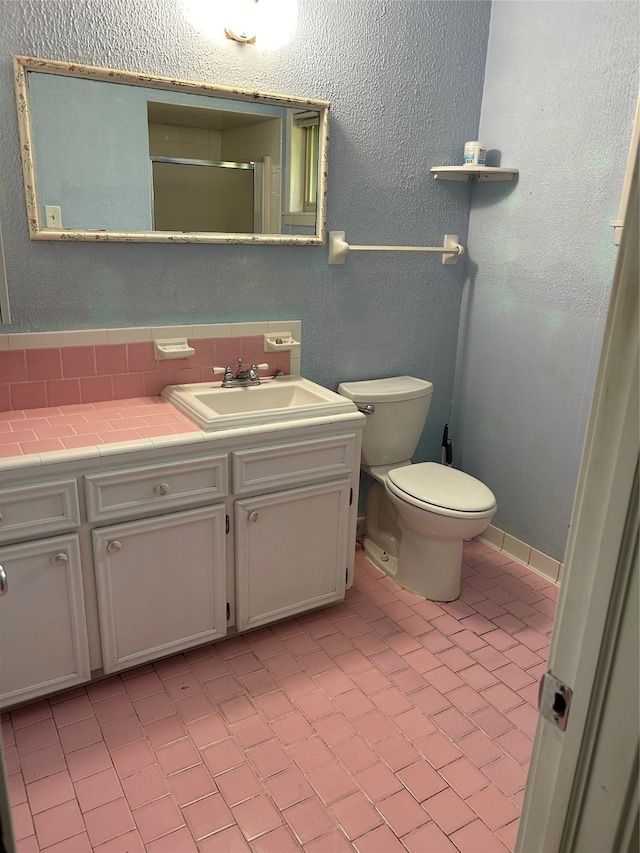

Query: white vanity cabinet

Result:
[0,413,364,706]
[86,454,229,674]
[232,433,358,631]
[0,480,90,707]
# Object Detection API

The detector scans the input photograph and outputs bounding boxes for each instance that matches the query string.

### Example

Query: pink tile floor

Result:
[2,540,557,852]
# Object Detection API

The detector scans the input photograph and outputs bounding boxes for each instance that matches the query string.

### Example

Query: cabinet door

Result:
[93,505,227,674]
[235,479,351,632]
[0,534,90,707]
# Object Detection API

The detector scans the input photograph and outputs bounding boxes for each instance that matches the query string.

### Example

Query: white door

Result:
[93,505,227,673]
[516,134,639,851]
[235,479,351,632]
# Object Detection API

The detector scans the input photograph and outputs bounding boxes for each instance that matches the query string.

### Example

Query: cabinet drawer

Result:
[232,433,358,496]
[0,479,80,544]
[85,454,228,522]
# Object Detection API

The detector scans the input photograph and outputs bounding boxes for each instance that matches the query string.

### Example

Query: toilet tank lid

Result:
[338,376,433,403]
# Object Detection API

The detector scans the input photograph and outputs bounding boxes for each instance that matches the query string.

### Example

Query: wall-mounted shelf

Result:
[430,166,519,182]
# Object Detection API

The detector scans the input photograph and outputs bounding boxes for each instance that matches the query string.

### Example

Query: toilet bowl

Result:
[384,462,496,600]
[338,376,496,601]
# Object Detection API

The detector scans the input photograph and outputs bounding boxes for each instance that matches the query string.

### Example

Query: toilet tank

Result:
[338,376,433,467]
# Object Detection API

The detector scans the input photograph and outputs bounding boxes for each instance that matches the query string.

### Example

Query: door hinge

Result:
[225,515,230,534]
[539,671,573,731]
[226,602,230,621]
[349,488,353,506]
[346,567,349,583]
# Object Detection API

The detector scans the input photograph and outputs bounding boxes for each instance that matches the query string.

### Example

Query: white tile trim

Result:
[9,332,61,349]
[192,324,233,339]
[479,524,504,550]
[528,547,562,581]
[59,330,109,346]
[231,322,269,337]
[151,325,194,340]
[106,327,153,344]
[503,532,532,566]
[479,523,562,584]
[3,321,302,350]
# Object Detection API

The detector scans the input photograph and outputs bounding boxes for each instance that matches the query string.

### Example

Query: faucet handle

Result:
[212,366,234,380]
[253,363,269,371]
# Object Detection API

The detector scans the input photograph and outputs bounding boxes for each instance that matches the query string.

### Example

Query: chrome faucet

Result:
[212,358,268,388]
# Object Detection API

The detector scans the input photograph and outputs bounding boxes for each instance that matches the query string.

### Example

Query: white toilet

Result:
[338,376,496,601]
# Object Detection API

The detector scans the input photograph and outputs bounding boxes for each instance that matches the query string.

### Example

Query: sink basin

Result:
[162,375,357,431]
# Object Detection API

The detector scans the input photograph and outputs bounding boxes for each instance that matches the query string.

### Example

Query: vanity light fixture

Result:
[224,0,259,43]
[181,0,297,49]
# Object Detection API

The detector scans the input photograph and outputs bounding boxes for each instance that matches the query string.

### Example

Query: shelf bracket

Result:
[328,231,464,265]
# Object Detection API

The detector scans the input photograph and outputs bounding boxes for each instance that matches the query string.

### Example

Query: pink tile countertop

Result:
[0,397,201,464]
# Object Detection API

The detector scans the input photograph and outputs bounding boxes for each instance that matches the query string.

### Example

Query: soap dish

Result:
[264,333,301,353]
[154,338,196,360]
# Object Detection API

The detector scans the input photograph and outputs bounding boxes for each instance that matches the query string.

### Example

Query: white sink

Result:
[162,375,357,431]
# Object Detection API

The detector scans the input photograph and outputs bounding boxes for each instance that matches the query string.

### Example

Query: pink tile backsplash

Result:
[62,346,97,379]
[95,344,128,376]
[2,350,28,383]
[0,337,290,413]
[25,348,63,381]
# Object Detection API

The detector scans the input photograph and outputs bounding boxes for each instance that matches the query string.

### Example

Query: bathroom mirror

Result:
[13,56,329,245]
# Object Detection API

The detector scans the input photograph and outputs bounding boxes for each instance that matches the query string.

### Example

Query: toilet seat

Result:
[386,462,496,517]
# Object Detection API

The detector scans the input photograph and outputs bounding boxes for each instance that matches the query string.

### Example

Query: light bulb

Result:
[181,0,298,49]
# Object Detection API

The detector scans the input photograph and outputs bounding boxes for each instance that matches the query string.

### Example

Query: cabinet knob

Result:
[248,511,260,523]
[0,565,7,596]
[155,482,170,497]
[107,540,123,554]
[53,552,68,565]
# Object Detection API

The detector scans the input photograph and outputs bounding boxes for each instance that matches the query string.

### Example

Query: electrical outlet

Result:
[45,205,62,228]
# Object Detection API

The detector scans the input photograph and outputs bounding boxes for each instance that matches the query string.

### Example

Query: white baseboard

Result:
[479,524,563,584]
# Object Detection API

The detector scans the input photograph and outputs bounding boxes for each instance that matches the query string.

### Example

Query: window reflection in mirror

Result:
[285,110,319,229]
[14,56,329,245]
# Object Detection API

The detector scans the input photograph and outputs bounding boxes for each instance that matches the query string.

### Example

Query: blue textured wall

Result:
[29,73,154,230]
[0,0,491,463]
[452,0,639,560]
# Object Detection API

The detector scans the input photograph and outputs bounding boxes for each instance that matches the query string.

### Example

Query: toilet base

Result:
[363,473,493,603]
[363,536,399,578]
[364,528,462,602]
[395,525,463,602]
